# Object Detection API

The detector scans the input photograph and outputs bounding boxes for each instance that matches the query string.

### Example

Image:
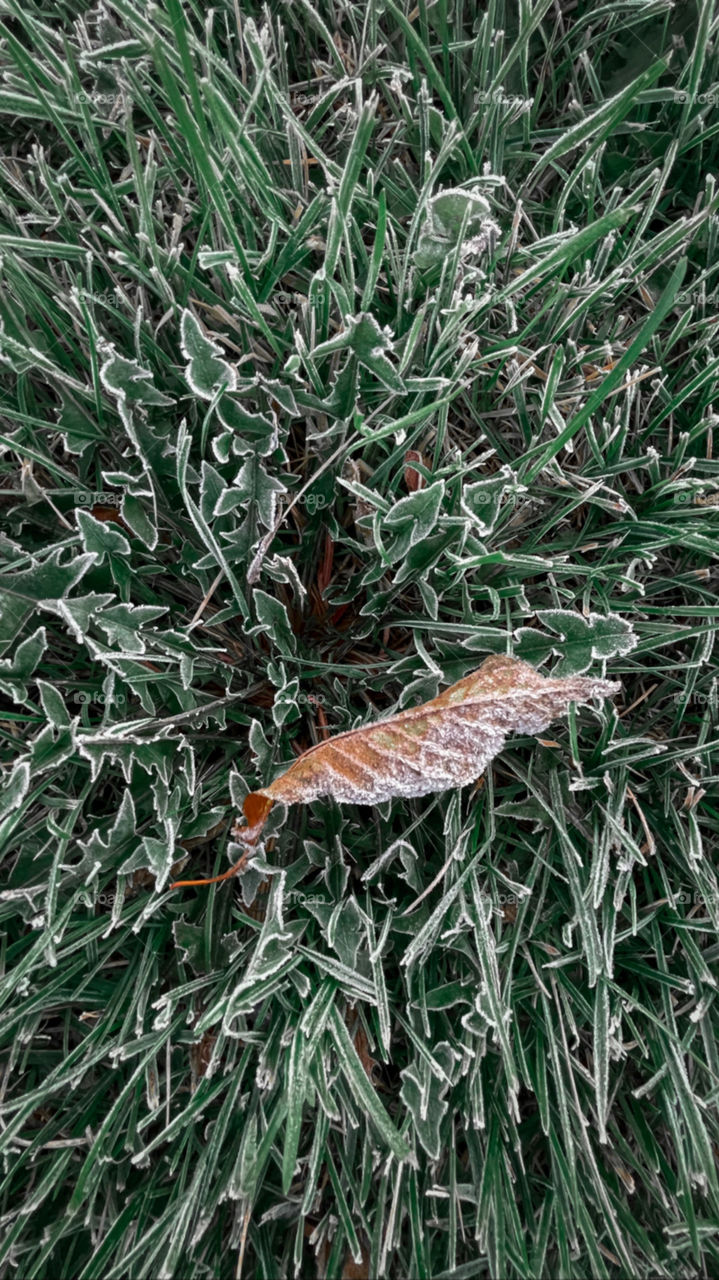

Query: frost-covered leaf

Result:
[432,190,492,239]
[418,576,439,620]
[415,186,498,269]
[318,355,358,419]
[327,1005,412,1162]
[460,468,526,537]
[215,396,279,458]
[266,663,300,728]
[56,399,103,454]
[42,593,116,645]
[400,1058,451,1158]
[232,655,620,846]
[181,309,237,399]
[199,461,226,523]
[222,455,286,529]
[100,350,174,406]
[198,456,288,572]
[77,787,137,866]
[514,610,637,676]
[139,833,178,889]
[248,718,275,776]
[326,897,367,970]
[512,627,555,666]
[120,494,158,550]
[313,313,405,392]
[37,680,72,728]
[78,735,183,786]
[30,719,78,773]
[259,377,299,417]
[95,603,168,651]
[76,509,132,560]
[172,921,208,973]
[260,553,307,603]
[0,760,30,820]
[0,592,34,656]
[0,626,47,702]
[344,314,405,392]
[3,550,97,601]
[382,479,445,561]
[248,591,297,658]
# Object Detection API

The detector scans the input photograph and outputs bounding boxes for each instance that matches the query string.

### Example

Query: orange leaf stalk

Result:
[169,796,272,889]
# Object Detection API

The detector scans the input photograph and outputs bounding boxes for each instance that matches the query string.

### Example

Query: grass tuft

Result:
[1,1,719,1276]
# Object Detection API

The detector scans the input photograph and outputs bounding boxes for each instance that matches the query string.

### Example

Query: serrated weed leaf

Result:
[180,308,238,399]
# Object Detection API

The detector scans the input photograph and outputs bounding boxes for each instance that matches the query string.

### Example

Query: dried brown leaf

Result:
[341,1241,371,1280]
[240,652,619,819]
[404,449,427,491]
[170,656,620,888]
[189,1031,216,1088]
